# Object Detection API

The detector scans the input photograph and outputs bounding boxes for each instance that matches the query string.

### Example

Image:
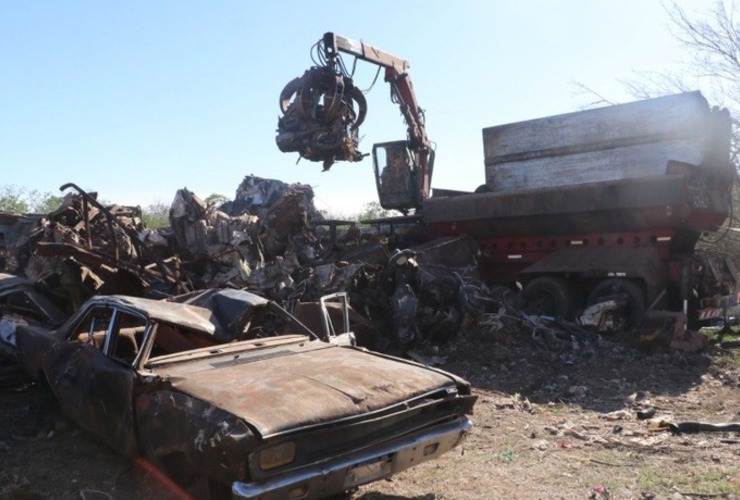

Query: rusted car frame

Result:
[15,290,476,499]
[0,273,68,387]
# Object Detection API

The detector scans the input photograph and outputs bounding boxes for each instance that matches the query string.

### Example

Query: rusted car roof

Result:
[85,290,279,342]
[88,295,220,335]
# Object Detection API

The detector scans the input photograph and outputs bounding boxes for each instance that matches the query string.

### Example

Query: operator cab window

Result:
[377,143,414,198]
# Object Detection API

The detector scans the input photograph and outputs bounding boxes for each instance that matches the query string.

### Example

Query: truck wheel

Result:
[587,279,646,331]
[520,277,581,320]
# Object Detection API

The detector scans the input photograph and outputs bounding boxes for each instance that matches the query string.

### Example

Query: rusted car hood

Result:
[151,340,461,437]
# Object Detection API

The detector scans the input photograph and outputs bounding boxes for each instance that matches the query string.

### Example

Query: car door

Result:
[46,304,145,457]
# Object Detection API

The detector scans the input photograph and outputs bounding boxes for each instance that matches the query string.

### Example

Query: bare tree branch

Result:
[570,82,619,109]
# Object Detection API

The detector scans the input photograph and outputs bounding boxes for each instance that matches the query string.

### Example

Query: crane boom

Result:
[322,33,432,210]
[276,32,434,213]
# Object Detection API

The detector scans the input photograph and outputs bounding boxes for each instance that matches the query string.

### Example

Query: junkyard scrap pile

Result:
[0,178,485,499]
[1,174,718,357]
[0,176,492,353]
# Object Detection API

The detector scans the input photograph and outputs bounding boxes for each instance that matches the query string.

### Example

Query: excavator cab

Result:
[372,141,433,213]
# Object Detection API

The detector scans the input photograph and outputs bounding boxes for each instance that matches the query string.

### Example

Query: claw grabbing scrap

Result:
[276,33,433,213]
[276,64,367,171]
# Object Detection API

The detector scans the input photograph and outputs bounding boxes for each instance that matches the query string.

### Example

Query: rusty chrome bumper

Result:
[232,416,472,500]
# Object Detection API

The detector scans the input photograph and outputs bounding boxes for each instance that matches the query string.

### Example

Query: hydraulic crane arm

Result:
[276,32,434,212]
[324,33,410,74]
[324,33,430,151]
[322,33,433,209]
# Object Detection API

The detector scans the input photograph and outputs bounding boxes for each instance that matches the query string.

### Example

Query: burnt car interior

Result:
[0,291,49,323]
[68,300,308,368]
[71,306,225,365]
[168,288,320,342]
[0,283,67,330]
[72,306,149,364]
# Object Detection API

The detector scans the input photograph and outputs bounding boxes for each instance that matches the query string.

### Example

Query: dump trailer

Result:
[424,92,738,327]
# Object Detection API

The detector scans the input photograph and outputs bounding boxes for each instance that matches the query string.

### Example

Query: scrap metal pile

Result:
[0,177,489,352]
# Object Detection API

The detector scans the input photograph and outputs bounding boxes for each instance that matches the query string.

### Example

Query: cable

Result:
[310,40,323,66]
[361,66,382,94]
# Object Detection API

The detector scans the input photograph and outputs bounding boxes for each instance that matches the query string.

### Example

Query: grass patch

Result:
[497,449,515,462]
[638,464,740,496]
[700,324,740,343]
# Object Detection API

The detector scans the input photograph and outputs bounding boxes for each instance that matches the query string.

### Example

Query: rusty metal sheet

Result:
[156,341,459,438]
[482,92,731,191]
[423,174,731,261]
[91,295,219,335]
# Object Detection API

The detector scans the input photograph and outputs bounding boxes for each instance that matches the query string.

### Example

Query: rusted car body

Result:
[15,289,476,499]
[0,273,67,380]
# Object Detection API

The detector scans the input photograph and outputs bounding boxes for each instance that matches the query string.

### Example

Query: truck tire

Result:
[520,277,581,320]
[587,279,646,331]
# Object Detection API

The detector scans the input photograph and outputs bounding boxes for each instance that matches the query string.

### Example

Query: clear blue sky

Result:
[0,1,706,215]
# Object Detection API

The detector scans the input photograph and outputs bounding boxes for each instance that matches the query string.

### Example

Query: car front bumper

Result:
[232,415,472,499]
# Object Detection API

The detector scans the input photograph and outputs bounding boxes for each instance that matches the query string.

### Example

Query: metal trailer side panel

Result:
[481,91,730,193]
[424,175,707,240]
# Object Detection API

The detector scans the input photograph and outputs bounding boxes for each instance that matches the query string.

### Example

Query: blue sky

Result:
[0,1,706,215]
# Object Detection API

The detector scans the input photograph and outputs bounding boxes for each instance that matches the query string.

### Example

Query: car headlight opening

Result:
[259,442,296,470]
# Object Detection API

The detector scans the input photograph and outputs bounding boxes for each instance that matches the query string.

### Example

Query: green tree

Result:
[142,201,171,229]
[31,194,64,214]
[0,185,62,214]
[205,193,230,207]
[354,201,393,221]
[0,185,29,213]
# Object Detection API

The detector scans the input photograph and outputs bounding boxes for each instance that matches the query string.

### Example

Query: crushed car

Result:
[14,288,477,499]
[0,273,68,386]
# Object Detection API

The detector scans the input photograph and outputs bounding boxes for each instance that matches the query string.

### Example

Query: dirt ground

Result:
[1,319,739,500]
